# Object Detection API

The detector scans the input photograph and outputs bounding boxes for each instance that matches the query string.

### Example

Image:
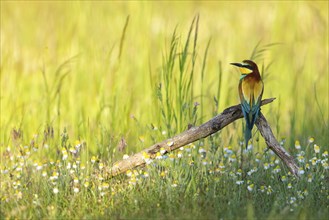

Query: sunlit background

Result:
[1,2,329,219]
[1,1,328,155]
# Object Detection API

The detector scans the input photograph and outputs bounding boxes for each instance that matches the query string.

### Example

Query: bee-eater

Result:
[230,60,264,148]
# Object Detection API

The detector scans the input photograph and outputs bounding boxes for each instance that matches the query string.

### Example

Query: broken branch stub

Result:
[107,98,299,177]
[256,113,299,177]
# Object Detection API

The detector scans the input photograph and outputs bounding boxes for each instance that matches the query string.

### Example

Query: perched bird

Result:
[230,60,264,148]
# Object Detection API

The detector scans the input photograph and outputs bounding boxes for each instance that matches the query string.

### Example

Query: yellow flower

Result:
[314,144,320,153]
[224,146,233,154]
[75,140,82,150]
[303,190,309,196]
[155,152,162,159]
[142,152,150,159]
[295,140,301,150]
[36,162,43,171]
[50,171,59,180]
[229,154,236,162]
[160,147,166,155]
[97,174,104,181]
[99,163,104,170]
[42,171,47,177]
[264,163,270,170]
[62,148,68,160]
[102,182,110,189]
[142,152,152,164]
[69,147,76,154]
[129,177,137,185]
[281,176,287,182]
[126,170,132,177]
[143,171,149,178]
[133,170,140,176]
[169,154,175,160]
[73,177,79,184]
[267,186,273,195]
[297,155,305,163]
[171,181,178,188]
[247,184,254,191]
[308,137,314,143]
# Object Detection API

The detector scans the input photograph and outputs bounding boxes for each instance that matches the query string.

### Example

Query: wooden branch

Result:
[107,97,299,177]
[256,113,299,177]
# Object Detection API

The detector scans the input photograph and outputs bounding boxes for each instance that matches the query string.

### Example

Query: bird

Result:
[230,60,264,148]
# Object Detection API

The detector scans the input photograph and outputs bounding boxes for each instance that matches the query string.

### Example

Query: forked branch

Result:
[107,98,299,177]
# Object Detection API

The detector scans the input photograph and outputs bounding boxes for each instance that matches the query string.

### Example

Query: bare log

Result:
[107,98,299,177]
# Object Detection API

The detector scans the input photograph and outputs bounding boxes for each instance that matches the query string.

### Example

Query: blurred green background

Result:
[1,1,328,156]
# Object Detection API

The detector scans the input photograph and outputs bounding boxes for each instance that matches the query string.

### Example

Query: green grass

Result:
[1,1,328,219]
[1,137,328,219]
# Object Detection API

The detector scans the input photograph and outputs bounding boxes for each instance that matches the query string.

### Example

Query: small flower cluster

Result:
[1,132,328,217]
[0,136,118,204]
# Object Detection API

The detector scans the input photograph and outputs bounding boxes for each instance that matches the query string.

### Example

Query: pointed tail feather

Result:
[241,102,261,149]
[244,127,252,149]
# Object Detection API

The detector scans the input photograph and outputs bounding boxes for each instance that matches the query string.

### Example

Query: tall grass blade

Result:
[118,15,130,61]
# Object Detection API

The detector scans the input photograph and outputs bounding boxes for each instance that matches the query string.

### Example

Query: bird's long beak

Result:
[230,62,244,67]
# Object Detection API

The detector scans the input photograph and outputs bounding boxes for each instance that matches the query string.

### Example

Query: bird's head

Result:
[230,60,259,75]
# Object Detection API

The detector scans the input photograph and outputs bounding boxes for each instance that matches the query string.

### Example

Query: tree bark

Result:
[256,113,299,177]
[107,98,299,177]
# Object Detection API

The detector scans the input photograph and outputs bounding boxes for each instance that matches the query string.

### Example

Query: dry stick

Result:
[256,113,299,177]
[107,98,299,177]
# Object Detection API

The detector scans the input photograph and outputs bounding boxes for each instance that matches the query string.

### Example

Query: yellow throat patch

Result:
[239,67,253,74]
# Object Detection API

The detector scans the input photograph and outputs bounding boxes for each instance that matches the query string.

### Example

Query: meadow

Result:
[1,1,328,219]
